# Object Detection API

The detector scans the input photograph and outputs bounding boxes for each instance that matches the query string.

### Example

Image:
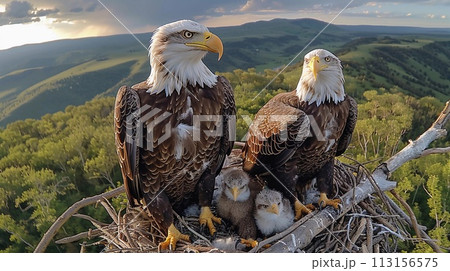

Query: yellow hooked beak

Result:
[185,32,223,60]
[267,203,279,215]
[232,187,240,201]
[308,55,328,80]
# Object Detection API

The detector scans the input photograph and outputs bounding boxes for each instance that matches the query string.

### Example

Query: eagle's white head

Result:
[296,49,345,106]
[146,20,223,96]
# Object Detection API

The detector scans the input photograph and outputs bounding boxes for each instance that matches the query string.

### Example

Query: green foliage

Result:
[393,154,450,252]
[348,90,414,165]
[0,97,120,252]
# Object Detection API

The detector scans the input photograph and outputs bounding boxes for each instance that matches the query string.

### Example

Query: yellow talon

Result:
[294,200,312,220]
[240,238,258,248]
[159,224,190,251]
[199,206,222,236]
[318,193,340,209]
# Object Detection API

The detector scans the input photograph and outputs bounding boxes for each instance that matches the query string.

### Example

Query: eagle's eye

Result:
[182,30,194,39]
[324,56,331,62]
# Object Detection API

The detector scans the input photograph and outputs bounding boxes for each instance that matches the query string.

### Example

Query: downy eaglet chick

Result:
[254,188,294,236]
[216,168,261,240]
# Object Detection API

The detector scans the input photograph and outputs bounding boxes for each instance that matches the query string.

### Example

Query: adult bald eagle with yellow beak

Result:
[242,49,357,220]
[115,20,235,250]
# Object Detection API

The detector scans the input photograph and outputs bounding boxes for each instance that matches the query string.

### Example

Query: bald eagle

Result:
[115,20,235,250]
[242,49,357,219]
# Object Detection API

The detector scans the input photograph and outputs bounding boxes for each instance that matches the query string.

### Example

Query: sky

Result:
[0,0,449,50]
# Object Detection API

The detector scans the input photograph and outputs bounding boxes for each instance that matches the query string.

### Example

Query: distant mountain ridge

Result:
[0,18,449,126]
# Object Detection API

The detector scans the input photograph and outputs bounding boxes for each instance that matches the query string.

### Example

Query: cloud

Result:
[6,0,448,30]
[240,0,284,12]
[85,3,98,12]
[70,7,83,13]
[0,0,59,25]
[34,7,59,17]
[5,0,32,18]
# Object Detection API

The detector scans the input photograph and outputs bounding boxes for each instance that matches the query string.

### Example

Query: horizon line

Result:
[1,17,450,52]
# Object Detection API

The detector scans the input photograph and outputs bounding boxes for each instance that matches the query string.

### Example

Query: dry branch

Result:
[55,229,103,245]
[420,147,450,157]
[390,190,421,239]
[378,100,449,174]
[385,196,442,253]
[34,186,125,253]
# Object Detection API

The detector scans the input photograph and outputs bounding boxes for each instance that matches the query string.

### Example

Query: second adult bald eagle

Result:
[115,20,235,250]
[242,49,357,219]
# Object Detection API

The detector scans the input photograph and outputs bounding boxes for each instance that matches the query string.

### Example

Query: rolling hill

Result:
[0,18,449,126]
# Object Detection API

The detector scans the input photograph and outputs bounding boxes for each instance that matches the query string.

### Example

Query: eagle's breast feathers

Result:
[243,91,357,179]
[115,76,235,208]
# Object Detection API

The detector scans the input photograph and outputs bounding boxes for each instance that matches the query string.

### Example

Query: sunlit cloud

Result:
[0,0,59,26]
[0,0,449,50]
[0,17,58,50]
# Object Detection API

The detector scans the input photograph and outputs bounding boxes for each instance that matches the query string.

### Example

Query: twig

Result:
[420,147,450,157]
[34,186,125,253]
[55,229,103,244]
[390,190,421,239]
[90,217,130,249]
[346,217,367,251]
[358,202,397,232]
[385,196,442,253]
[73,213,109,227]
[100,198,118,225]
[374,243,380,253]
[122,213,138,249]
[173,211,212,247]
[366,218,373,253]
[233,142,245,147]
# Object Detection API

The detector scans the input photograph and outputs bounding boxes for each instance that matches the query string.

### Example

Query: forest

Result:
[0,65,448,252]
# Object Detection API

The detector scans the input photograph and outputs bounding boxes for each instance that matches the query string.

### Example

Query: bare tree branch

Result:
[390,190,421,239]
[34,186,125,253]
[55,229,103,245]
[379,101,449,174]
[385,196,442,253]
[420,147,450,157]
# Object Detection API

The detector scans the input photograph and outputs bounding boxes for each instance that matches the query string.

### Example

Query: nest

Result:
[58,149,411,253]
[38,102,448,253]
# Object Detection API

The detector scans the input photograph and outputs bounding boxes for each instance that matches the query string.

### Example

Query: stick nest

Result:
[57,149,412,253]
